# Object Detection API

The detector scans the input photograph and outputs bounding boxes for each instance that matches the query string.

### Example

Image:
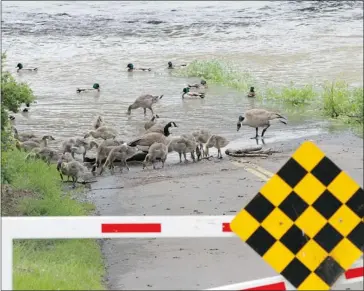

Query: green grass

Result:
[1,149,106,290]
[174,59,363,136]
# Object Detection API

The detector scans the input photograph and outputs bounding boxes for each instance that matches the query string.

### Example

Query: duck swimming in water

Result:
[188,80,208,89]
[127,63,151,72]
[76,83,100,93]
[16,63,38,73]
[247,87,255,98]
[168,61,187,69]
[182,87,205,99]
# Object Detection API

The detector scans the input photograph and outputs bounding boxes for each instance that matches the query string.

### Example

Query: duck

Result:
[145,121,177,137]
[236,109,287,139]
[144,114,160,130]
[142,141,171,170]
[168,61,187,69]
[16,63,38,73]
[127,94,163,116]
[182,88,205,99]
[204,135,230,159]
[127,63,151,72]
[247,87,255,98]
[188,80,208,89]
[76,83,100,93]
[84,126,118,140]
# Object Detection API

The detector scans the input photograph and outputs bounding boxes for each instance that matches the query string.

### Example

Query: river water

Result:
[2,1,363,151]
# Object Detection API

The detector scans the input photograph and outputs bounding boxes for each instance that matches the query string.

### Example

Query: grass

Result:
[174,59,363,136]
[1,149,106,290]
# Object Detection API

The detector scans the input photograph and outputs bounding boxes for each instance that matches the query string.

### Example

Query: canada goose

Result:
[61,137,89,157]
[16,135,54,151]
[127,63,151,72]
[93,115,105,130]
[56,159,88,188]
[247,87,255,98]
[169,135,198,163]
[237,109,287,139]
[128,132,168,151]
[204,135,230,159]
[91,139,124,172]
[142,141,171,169]
[76,83,100,93]
[26,146,58,165]
[188,80,208,89]
[145,121,178,137]
[182,88,205,99]
[192,129,212,159]
[144,114,160,130]
[84,126,118,140]
[16,63,38,72]
[127,94,164,116]
[100,144,136,174]
[168,61,187,69]
[71,140,98,161]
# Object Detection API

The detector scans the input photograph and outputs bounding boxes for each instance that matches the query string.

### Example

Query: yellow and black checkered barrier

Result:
[231,141,364,290]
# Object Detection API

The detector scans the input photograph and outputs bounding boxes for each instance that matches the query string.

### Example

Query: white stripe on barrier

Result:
[1,216,363,291]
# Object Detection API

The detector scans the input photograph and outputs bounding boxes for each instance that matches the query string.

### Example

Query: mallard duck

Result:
[76,83,100,93]
[126,63,151,72]
[168,61,187,69]
[16,63,38,73]
[204,135,230,159]
[247,87,255,98]
[127,94,163,116]
[188,80,208,89]
[237,109,287,139]
[182,88,205,99]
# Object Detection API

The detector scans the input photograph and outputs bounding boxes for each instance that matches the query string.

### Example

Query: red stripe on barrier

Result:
[242,282,286,290]
[101,223,162,233]
[345,267,364,279]
[222,223,232,232]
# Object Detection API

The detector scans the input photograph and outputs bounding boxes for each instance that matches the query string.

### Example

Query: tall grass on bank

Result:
[174,59,363,135]
[1,150,105,290]
[173,59,256,92]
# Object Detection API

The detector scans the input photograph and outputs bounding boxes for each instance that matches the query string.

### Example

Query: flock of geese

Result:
[12,61,288,188]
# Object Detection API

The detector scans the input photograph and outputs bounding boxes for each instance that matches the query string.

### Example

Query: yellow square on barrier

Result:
[230,141,364,290]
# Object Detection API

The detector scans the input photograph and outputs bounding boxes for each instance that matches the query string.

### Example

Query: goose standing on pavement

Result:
[236,109,287,139]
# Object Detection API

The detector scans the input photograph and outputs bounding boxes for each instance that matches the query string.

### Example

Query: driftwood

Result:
[83,151,148,164]
[225,145,281,158]
[61,180,97,184]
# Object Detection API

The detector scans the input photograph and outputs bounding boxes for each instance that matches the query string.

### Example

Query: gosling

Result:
[204,135,230,159]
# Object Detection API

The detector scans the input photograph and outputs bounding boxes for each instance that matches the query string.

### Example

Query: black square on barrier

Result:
[346,187,364,218]
[276,158,308,188]
[244,192,275,223]
[246,226,276,257]
[347,222,364,251]
[281,257,311,288]
[280,224,309,254]
[311,156,341,186]
[312,189,342,220]
[314,256,345,286]
[279,191,309,221]
[313,223,343,253]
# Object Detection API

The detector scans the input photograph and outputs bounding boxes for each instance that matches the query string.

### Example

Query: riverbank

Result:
[1,150,106,290]
[87,130,363,290]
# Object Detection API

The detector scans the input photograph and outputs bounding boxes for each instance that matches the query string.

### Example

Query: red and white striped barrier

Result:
[1,216,363,290]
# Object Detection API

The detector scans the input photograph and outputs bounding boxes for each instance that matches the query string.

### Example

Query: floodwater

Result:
[2,1,363,153]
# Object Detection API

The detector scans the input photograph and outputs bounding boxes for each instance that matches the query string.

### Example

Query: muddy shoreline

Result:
[86,131,363,290]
